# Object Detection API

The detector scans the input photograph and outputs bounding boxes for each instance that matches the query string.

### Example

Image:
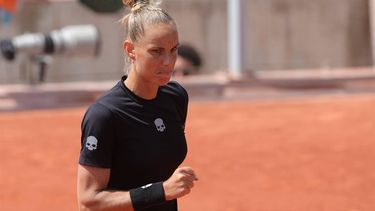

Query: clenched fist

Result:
[163,167,198,201]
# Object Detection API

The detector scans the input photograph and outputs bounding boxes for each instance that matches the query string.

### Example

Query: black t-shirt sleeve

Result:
[180,85,189,125]
[79,103,115,168]
[174,82,189,125]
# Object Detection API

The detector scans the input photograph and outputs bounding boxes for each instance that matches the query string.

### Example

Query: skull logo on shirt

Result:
[85,136,98,151]
[154,118,166,132]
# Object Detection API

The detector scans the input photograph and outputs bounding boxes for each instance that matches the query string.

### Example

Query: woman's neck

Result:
[124,72,158,100]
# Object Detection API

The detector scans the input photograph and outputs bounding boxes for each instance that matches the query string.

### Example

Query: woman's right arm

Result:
[77,164,134,211]
[77,164,197,211]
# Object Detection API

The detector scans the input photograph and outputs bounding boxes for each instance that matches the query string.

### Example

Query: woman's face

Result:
[132,23,179,86]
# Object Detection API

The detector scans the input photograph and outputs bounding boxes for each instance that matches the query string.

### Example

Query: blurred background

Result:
[1,0,375,110]
[0,0,374,84]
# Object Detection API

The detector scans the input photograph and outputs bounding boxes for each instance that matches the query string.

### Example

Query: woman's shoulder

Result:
[160,80,189,107]
[92,80,129,108]
[162,80,188,97]
[84,81,124,119]
[85,102,112,119]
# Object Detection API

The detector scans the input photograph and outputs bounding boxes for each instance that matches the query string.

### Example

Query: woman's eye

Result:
[151,49,162,54]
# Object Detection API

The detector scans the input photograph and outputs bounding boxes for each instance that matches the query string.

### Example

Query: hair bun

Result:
[122,0,135,8]
[122,0,162,9]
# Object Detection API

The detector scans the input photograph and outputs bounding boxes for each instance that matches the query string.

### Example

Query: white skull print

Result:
[154,118,166,132]
[85,136,98,151]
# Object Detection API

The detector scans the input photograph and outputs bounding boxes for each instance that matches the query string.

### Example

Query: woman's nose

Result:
[163,54,175,66]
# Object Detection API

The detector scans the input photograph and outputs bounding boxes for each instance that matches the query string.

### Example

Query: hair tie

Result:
[131,3,143,12]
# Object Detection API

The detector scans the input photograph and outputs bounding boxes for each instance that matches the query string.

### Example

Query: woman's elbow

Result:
[78,204,90,211]
[78,197,100,211]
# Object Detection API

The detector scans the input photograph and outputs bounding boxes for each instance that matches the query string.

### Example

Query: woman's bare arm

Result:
[77,164,197,211]
[77,164,134,211]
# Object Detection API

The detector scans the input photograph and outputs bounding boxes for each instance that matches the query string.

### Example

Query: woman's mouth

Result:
[157,70,173,76]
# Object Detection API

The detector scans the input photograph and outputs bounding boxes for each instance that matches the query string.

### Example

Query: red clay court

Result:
[1,77,375,211]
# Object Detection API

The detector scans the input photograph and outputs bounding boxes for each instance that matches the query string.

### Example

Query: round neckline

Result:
[120,75,159,104]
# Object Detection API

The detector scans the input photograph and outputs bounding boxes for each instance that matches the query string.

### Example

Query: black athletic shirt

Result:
[79,76,188,211]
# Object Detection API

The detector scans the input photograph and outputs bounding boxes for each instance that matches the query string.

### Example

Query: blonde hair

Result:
[121,0,176,43]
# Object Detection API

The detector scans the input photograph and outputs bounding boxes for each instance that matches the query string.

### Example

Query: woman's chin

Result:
[156,73,173,85]
[158,77,171,85]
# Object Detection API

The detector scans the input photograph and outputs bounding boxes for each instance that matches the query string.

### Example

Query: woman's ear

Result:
[124,40,135,60]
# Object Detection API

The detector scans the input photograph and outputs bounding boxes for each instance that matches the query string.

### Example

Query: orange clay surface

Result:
[1,94,375,211]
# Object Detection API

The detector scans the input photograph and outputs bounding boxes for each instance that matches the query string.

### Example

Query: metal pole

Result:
[370,0,375,69]
[228,0,243,78]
